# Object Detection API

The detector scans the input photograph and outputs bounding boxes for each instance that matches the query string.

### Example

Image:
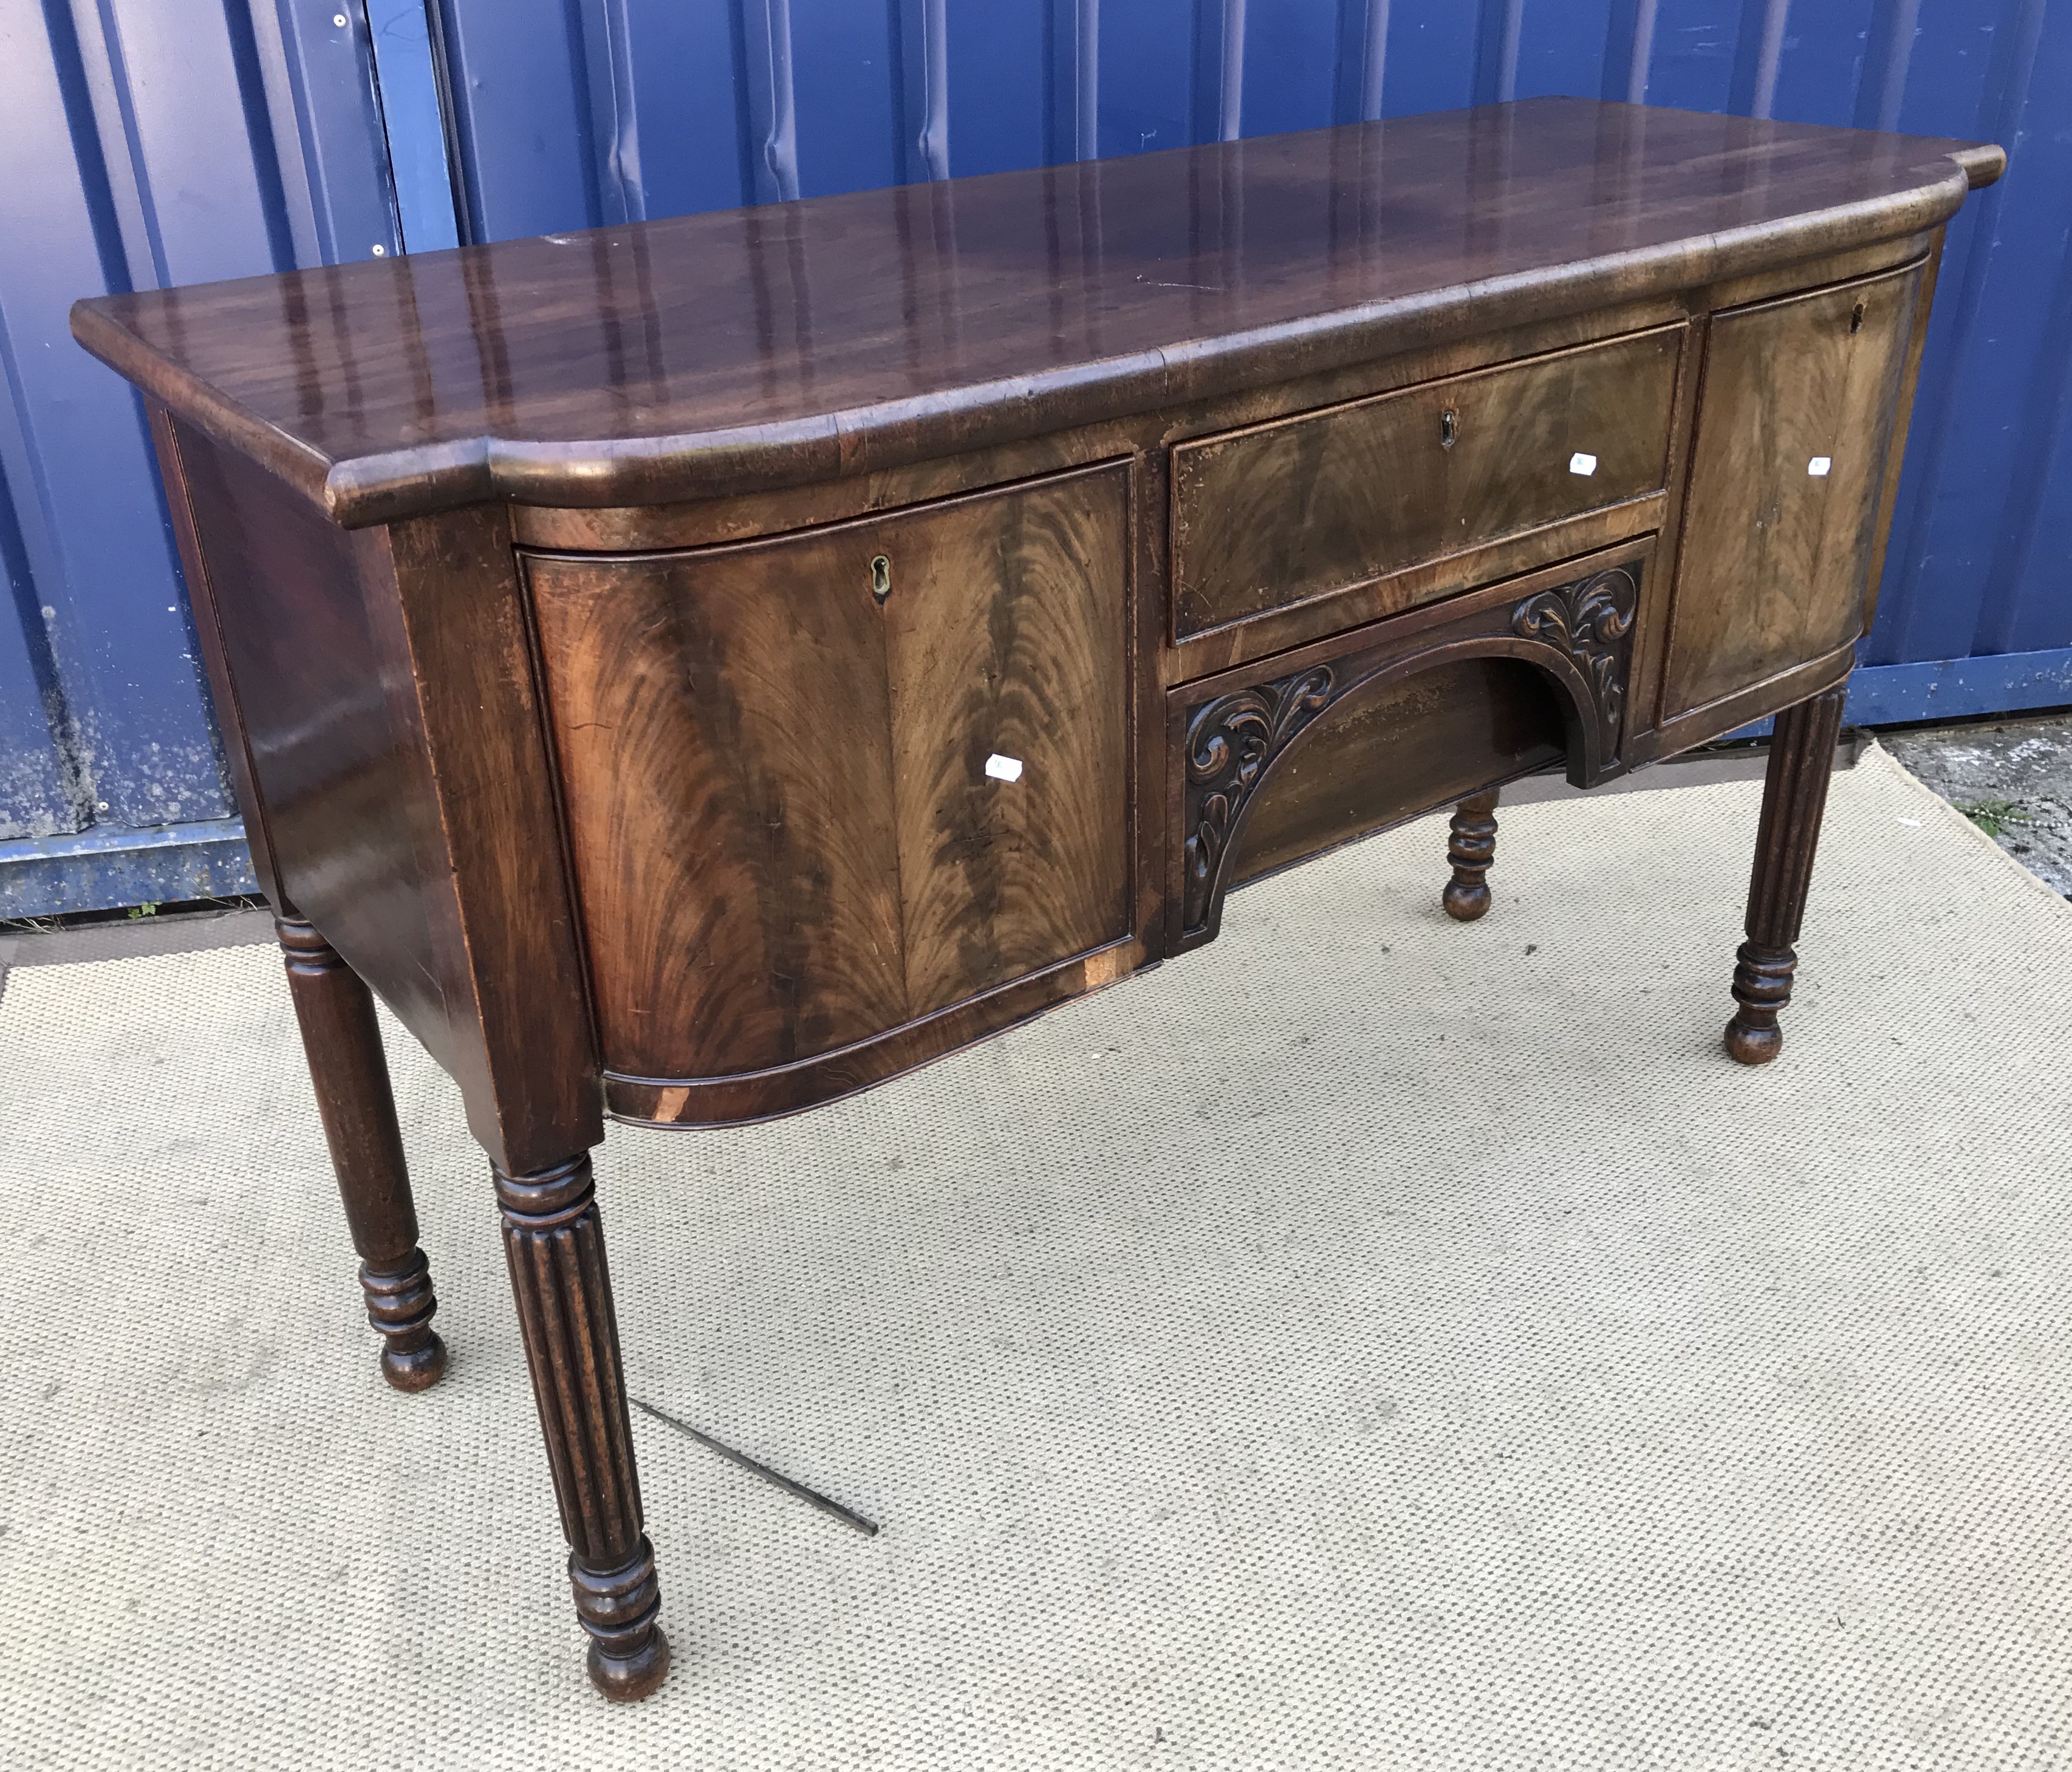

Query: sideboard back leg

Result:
[1725,685,1849,1066]
[276,915,448,1391]
[1442,789,1502,921]
[496,1154,671,1700]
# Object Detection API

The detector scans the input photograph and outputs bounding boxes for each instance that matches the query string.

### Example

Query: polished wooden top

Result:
[75,98,2000,528]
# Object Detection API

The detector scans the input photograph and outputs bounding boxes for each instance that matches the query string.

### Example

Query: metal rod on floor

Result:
[629,1395,881,1537]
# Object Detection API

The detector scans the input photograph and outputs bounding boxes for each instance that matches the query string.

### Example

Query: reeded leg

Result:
[1725,685,1848,1066]
[1443,789,1500,921]
[497,1154,669,1701]
[276,915,448,1391]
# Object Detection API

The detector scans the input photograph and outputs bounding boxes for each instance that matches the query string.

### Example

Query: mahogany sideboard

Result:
[73,98,2002,1700]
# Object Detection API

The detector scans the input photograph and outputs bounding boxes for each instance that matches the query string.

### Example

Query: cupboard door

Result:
[1661,262,1924,720]
[525,527,909,1082]
[883,464,1132,1018]
[524,462,1131,1084]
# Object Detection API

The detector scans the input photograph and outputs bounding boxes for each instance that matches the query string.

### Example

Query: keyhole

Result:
[1850,300,1866,335]
[1440,408,1458,449]
[870,555,891,603]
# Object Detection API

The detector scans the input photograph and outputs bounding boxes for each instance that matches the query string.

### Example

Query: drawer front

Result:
[1661,261,1924,722]
[1171,326,1684,639]
[525,464,1130,1084]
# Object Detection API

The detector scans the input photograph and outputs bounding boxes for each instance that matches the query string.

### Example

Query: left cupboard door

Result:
[524,460,1133,1089]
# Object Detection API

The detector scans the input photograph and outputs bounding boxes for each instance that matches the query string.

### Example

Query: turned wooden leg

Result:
[1443,789,1501,921]
[276,915,448,1391]
[497,1154,670,1701]
[1725,685,1848,1066]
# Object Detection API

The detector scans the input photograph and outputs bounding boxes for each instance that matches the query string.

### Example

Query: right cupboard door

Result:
[1660,260,1925,723]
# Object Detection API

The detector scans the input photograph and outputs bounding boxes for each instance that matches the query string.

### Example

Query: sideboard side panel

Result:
[1859,231,1944,636]
[163,419,459,1079]
[149,407,284,909]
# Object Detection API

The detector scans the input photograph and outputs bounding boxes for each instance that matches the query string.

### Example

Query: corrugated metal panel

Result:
[0,2,403,914]
[422,0,2072,728]
[5,1,2067,917]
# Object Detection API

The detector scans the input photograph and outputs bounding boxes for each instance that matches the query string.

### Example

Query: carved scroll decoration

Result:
[1183,664,1336,931]
[1509,566,1638,756]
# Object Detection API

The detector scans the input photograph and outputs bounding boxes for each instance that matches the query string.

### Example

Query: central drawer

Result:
[1171,324,1684,641]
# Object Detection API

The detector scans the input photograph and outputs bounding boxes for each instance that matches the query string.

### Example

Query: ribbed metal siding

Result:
[4,2,2065,917]
[426,0,2072,717]
[0,2,404,909]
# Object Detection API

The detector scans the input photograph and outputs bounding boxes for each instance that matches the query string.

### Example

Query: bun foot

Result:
[588,1626,672,1702]
[362,1249,446,1391]
[572,1539,671,1700]
[1723,1014,1783,1066]
[1726,939,1796,1067]
[378,1327,449,1392]
[1442,879,1492,921]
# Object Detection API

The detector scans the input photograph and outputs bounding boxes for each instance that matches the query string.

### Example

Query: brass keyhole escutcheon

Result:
[870,554,891,603]
[1850,299,1867,335]
[1440,408,1458,448]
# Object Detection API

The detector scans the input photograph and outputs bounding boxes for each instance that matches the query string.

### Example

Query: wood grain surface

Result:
[1226,665,1562,890]
[274,915,446,1393]
[160,418,459,1076]
[73,101,1999,525]
[1172,326,1682,638]
[1661,260,1924,720]
[528,464,1130,1085]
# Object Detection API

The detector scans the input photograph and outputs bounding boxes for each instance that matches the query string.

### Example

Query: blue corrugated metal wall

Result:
[0,0,409,915]
[4,1,2068,917]
[417,0,2072,734]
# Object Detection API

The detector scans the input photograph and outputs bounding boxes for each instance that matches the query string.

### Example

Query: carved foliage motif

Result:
[1510,566,1638,754]
[1183,665,1336,929]
[1178,559,1643,943]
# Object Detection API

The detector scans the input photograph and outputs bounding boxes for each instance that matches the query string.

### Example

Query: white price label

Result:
[1568,451,1598,476]
[985,754,1024,782]
[1808,456,1832,477]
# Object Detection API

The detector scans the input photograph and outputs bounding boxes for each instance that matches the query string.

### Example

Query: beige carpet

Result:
[3,744,2070,1770]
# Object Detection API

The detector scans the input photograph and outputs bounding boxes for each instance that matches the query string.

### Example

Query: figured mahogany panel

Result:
[525,532,909,1082]
[527,464,1131,1085]
[882,465,1131,1016]
[610,942,1137,1127]
[1172,326,1682,637]
[1660,260,1924,720]
[1226,660,1567,888]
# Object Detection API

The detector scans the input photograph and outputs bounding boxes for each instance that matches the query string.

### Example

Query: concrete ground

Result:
[1883,713,2072,898]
